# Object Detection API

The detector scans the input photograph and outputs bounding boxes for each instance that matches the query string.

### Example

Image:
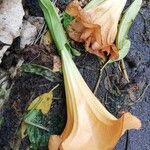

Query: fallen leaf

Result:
[26,110,50,149]
[115,0,142,61]
[27,90,53,114]
[20,122,27,139]
[52,55,62,72]
[21,109,50,149]
[21,64,62,82]
[20,85,58,140]
[41,31,52,45]
[27,16,44,30]
[0,69,12,109]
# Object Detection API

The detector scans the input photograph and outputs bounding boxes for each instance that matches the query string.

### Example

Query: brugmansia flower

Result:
[49,47,141,150]
[39,0,141,150]
[66,0,127,60]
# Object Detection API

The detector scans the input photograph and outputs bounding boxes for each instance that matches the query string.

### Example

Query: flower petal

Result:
[49,135,62,150]
[121,112,141,135]
[51,49,141,150]
[60,106,141,150]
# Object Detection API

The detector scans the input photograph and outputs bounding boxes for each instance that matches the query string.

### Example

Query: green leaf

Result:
[27,124,49,150]
[20,85,59,148]
[116,39,131,60]
[21,109,50,149]
[0,116,4,130]
[115,0,142,61]
[63,12,74,28]
[21,64,62,82]
[20,90,53,139]
[65,43,81,57]
[24,110,49,132]
[26,110,49,150]
[38,0,69,54]
[39,0,80,57]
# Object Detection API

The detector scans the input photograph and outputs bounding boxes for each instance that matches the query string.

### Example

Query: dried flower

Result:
[66,0,127,60]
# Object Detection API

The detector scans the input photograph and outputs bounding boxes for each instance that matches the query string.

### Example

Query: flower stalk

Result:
[39,0,141,149]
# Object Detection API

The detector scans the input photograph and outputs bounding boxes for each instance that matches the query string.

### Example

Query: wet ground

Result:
[0,0,150,149]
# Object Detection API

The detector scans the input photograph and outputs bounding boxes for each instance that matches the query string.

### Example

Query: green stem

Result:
[38,0,68,54]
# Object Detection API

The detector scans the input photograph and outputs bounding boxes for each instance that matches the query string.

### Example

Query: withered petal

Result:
[66,0,126,60]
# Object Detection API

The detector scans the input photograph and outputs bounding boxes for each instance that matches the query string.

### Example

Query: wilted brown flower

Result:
[66,0,127,60]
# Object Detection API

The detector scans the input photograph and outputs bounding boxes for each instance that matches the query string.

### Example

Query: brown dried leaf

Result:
[41,31,52,45]
[52,55,61,72]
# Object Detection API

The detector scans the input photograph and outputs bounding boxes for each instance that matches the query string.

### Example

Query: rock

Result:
[20,17,44,48]
[20,20,37,49]
[0,0,24,63]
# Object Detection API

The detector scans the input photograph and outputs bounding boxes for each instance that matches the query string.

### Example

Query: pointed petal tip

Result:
[122,112,141,135]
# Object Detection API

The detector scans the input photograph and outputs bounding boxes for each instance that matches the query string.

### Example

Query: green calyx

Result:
[39,0,80,56]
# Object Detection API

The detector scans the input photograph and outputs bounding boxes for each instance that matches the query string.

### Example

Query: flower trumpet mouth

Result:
[49,48,141,150]
[66,0,127,60]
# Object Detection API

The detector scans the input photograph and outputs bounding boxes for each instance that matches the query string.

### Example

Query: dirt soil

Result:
[0,0,150,150]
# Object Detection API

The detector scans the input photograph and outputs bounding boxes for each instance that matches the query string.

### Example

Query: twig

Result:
[53,97,62,100]
[33,22,46,44]
[136,83,150,102]
[94,69,103,95]
[124,131,129,150]
[39,25,48,44]
[28,52,40,64]
[120,59,130,83]
[80,66,101,71]
[93,62,108,95]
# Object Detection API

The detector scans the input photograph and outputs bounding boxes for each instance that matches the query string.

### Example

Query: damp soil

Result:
[0,0,150,150]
